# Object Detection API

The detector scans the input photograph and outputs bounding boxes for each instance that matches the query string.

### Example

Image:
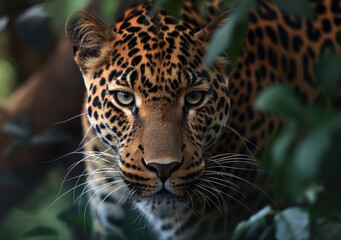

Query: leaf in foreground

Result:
[0,167,73,240]
[232,206,272,240]
[254,84,305,120]
[205,0,255,68]
[271,0,313,18]
[275,207,310,240]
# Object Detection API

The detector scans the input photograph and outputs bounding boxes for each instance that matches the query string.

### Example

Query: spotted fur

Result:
[66,0,341,239]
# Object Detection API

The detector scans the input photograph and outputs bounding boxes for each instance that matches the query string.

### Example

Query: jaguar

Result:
[66,0,341,239]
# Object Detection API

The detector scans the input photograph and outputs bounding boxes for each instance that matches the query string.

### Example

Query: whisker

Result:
[203,179,253,214]
[190,187,207,210]
[73,148,113,200]
[207,159,258,166]
[202,175,244,196]
[208,156,258,162]
[225,123,262,152]
[65,169,120,182]
[205,158,259,171]
[185,190,195,209]
[76,178,125,203]
[96,182,128,215]
[47,178,107,209]
[194,184,216,211]
[78,122,94,148]
[195,182,224,216]
[83,181,118,231]
[117,187,132,206]
[224,123,259,161]
[175,211,182,239]
[183,193,199,218]
[53,112,87,125]
[207,152,253,159]
[59,154,108,192]
[46,135,99,163]
[204,170,278,209]
[54,148,112,201]
[197,179,229,230]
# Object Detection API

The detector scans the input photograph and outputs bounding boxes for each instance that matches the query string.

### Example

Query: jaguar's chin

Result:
[134,190,189,218]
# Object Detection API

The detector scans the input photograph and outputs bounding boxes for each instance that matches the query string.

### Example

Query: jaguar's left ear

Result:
[66,11,114,74]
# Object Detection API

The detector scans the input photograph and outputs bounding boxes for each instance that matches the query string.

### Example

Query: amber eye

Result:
[114,91,135,106]
[185,91,205,107]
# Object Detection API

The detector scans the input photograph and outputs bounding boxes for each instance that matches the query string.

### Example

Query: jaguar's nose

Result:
[147,162,180,182]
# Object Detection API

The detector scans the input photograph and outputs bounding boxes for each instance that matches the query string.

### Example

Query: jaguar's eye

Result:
[185,91,205,107]
[114,91,135,106]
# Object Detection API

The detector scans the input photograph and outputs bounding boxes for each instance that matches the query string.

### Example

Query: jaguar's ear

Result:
[195,12,228,42]
[195,12,232,75]
[66,11,113,73]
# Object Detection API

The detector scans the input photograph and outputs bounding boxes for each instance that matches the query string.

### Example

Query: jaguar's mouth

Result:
[153,189,184,200]
[133,188,189,217]
[133,188,186,202]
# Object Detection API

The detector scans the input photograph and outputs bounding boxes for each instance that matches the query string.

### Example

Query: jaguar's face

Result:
[67,8,231,216]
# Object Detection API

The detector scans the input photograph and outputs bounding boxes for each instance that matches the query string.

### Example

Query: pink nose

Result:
[147,162,180,182]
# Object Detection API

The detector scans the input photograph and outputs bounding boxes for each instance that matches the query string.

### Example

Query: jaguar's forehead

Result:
[114,1,197,36]
[83,1,230,106]
[93,5,214,97]
[109,10,201,69]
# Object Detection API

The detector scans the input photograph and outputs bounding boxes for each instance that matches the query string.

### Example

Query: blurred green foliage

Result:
[0,57,16,103]
[0,0,121,102]
[205,0,254,68]
[0,167,74,239]
[271,0,314,18]
[1,0,341,239]
[206,0,341,239]
[100,0,120,26]
[231,40,341,240]
[2,116,75,159]
[14,5,51,52]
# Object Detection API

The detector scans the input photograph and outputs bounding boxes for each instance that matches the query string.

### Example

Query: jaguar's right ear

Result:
[66,11,113,73]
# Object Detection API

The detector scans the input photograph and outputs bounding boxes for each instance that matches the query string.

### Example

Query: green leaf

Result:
[31,128,74,145]
[221,0,243,11]
[270,121,297,167]
[275,207,310,240]
[303,183,324,205]
[292,113,341,185]
[312,218,341,240]
[205,0,255,68]
[271,0,314,18]
[255,84,305,119]
[321,129,341,195]
[165,0,182,19]
[3,116,32,139]
[0,57,17,103]
[315,53,341,99]
[2,141,27,159]
[14,5,51,52]
[232,206,272,240]
[23,226,57,238]
[149,0,182,19]
[0,167,73,240]
[58,202,93,232]
[0,16,8,32]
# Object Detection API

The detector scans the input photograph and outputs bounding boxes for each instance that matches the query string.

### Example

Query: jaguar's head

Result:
[66,5,231,217]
